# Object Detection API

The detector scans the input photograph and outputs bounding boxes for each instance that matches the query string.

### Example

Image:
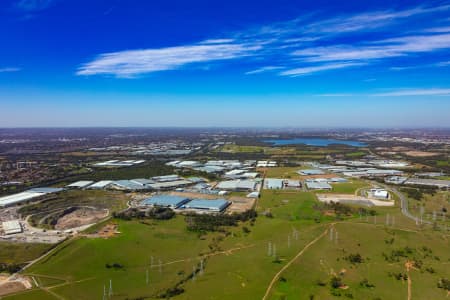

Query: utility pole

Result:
[199,259,204,276]
[108,279,113,298]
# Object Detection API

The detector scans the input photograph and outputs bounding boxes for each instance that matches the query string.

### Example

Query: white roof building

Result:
[2,220,22,235]
[306,182,332,190]
[265,178,284,189]
[88,181,114,189]
[216,180,258,191]
[67,181,93,188]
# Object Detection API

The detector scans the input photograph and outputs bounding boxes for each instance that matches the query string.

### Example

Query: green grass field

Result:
[405,190,450,228]
[263,167,304,179]
[329,180,369,194]
[0,243,53,265]
[269,221,450,300]
[5,189,449,299]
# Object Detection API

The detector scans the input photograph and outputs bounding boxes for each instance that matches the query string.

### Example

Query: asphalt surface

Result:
[379,183,432,225]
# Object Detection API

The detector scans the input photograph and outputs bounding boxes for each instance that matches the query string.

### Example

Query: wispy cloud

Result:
[300,5,450,36]
[0,67,21,73]
[77,42,261,78]
[245,66,284,75]
[14,0,54,12]
[78,3,450,78]
[423,26,450,33]
[373,88,450,96]
[292,33,450,63]
[314,88,450,97]
[436,60,450,66]
[279,62,365,76]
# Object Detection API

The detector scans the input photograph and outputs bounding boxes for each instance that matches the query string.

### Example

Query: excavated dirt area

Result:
[55,207,108,230]
[84,223,120,239]
[405,151,440,157]
[0,275,32,296]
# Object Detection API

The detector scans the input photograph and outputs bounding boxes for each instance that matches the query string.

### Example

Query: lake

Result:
[263,138,368,147]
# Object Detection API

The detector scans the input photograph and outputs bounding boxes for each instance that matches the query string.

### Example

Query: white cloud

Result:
[245,66,283,75]
[374,88,450,96]
[292,33,450,63]
[436,61,450,66]
[77,42,261,77]
[279,62,364,76]
[0,67,21,73]
[293,4,450,38]
[77,3,450,78]
[15,0,54,12]
[423,26,450,33]
[200,39,235,44]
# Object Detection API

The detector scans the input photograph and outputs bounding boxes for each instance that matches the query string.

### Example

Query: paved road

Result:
[378,183,431,225]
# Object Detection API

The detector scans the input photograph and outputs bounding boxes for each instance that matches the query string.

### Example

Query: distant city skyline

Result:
[1,0,450,127]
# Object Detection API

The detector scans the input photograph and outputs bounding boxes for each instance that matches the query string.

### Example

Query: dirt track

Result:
[262,224,330,300]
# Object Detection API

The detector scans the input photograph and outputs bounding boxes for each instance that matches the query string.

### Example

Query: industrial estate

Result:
[0,128,448,299]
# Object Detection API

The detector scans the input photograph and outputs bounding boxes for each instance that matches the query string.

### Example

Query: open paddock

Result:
[317,194,395,207]
[226,197,256,213]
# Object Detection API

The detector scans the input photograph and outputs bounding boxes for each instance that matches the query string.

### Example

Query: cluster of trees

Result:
[437,278,450,291]
[400,185,439,201]
[0,263,22,274]
[158,287,185,298]
[400,187,424,201]
[359,278,375,288]
[330,276,344,289]
[319,202,377,218]
[113,207,175,220]
[382,246,415,263]
[157,261,204,298]
[176,168,218,181]
[344,253,364,264]
[185,210,257,232]
[382,245,440,269]
[105,263,124,269]
[388,272,408,281]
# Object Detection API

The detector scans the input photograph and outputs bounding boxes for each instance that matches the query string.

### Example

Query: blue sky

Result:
[1,0,450,127]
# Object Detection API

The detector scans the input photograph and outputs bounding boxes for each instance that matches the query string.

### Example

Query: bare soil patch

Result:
[0,275,31,296]
[405,151,440,157]
[84,223,119,239]
[227,197,256,213]
[55,207,108,230]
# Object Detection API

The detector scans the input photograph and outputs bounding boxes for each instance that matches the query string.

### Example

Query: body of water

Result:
[263,138,367,147]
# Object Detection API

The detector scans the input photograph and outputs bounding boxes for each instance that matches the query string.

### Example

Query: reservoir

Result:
[263,138,367,147]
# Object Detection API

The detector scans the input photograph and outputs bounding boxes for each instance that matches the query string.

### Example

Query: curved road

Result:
[378,183,431,225]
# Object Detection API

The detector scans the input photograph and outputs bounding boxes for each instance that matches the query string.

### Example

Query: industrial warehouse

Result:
[0,187,64,207]
[141,194,231,213]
